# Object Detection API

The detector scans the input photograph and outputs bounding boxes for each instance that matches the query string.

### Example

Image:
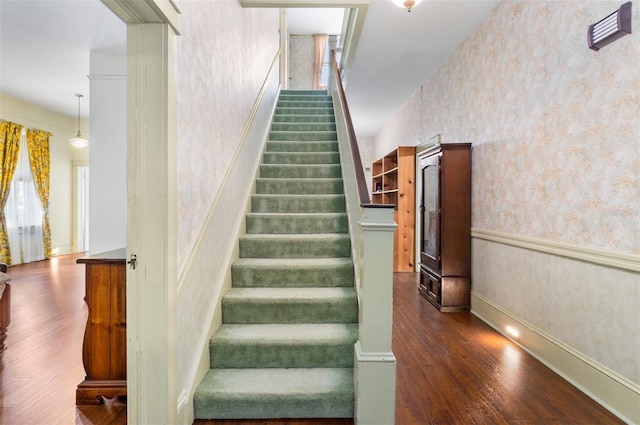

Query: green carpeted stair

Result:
[194,89,357,420]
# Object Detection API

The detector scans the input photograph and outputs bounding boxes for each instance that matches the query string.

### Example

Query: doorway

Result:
[73,162,89,253]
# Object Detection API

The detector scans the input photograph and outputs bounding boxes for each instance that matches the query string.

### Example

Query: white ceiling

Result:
[346,0,500,137]
[286,8,344,35]
[0,0,500,137]
[0,0,126,119]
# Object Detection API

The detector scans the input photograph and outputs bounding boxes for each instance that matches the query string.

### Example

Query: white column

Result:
[355,206,397,425]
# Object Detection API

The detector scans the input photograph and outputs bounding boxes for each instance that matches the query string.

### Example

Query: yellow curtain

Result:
[0,121,24,265]
[26,128,52,259]
[313,34,328,90]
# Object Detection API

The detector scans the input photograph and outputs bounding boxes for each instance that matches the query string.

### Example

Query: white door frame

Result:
[72,160,89,253]
[100,1,180,423]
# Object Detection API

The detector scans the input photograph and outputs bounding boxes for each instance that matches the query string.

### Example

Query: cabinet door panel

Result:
[110,264,127,379]
[85,264,112,380]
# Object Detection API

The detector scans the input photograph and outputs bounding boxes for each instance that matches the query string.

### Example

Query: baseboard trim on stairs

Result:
[175,50,281,424]
[471,292,640,425]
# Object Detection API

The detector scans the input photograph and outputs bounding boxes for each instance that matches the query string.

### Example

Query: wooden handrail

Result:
[331,49,371,206]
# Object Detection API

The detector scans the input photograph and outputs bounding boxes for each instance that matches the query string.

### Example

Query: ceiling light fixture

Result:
[69,93,89,148]
[392,0,423,12]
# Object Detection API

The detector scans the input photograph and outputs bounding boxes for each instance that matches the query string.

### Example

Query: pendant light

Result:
[392,0,423,12]
[69,93,89,148]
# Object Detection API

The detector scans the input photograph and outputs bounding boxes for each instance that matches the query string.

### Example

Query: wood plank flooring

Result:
[0,253,127,425]
[0,255,624,424]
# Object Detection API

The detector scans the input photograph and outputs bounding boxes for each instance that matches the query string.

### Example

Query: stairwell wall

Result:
[372,1,639,422]
[173,1,280,422]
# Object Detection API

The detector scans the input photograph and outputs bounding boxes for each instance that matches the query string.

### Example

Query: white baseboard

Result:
[471,292,640,425]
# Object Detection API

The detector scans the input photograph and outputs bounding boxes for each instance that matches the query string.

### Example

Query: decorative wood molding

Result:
[471,228,640,273]
[101,0,181,34]
[471,292,640,425]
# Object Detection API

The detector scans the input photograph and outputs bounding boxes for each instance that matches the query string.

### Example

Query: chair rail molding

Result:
[471,228,640,273]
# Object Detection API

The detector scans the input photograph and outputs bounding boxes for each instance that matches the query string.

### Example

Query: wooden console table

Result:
[76,248,127,405]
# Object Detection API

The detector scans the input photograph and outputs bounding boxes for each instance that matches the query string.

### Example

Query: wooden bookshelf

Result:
[371,146,416,272]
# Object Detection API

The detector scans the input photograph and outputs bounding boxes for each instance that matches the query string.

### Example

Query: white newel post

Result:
[355,206,397,425]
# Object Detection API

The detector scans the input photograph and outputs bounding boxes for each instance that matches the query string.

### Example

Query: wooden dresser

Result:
[76,248,127,404]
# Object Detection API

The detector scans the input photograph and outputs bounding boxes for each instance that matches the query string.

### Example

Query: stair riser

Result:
[277,100,333,108]
[260,164,341,179]
[269,131,337,141]
[256,179,344,195]
[281,89,328,95]
[275,107,334,116]
[210,342,355,368]
[266,141,338,152]
[263,152,340,165]
[251,195,345,213]
[246,215,348,234]
[222,298,357,324]
[272,115,336,123]
[278,95,332,103]
[271,123,336,132]
[194,394,353,420]
[231,263,354,288]
[239,237,350,258]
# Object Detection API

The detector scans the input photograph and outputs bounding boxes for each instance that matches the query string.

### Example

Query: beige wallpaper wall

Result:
[176,0,280,267]
[173,0,280,405]
[373,0,640,385]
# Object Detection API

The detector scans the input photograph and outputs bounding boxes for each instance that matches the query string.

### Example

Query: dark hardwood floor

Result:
[0,255,623,424]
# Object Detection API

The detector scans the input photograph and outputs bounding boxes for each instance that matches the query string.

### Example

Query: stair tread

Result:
[252,193,344,197]
[261,164,341,168]
[247,212,346,217]
[197,368,353,397]
[224,286,355,300]
[233,257,352,267]
[241,233,348,238]
[257,177,342,181]
[213,323,358,343]
[195,368,354,419]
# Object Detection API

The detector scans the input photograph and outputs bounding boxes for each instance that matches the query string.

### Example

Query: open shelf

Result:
[371,146,416,272]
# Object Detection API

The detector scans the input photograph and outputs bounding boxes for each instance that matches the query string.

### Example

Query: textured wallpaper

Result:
[373,0,640,386]
[176,0,280,267]
[376,0,639,254]
[173,0,280,409]
[288,35,314,90]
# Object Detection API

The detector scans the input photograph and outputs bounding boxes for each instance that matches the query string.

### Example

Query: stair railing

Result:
[330,50,397,425]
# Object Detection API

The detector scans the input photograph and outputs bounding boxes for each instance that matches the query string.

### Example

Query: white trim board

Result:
[471,293,640,425]
[472,228,640,273]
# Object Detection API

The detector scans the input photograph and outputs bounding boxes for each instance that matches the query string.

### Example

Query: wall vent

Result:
[588,2,632,51]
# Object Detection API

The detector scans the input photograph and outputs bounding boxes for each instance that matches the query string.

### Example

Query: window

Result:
[4,130,45,264]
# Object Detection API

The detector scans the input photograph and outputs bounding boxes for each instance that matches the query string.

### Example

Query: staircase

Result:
[194,90,357,420]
